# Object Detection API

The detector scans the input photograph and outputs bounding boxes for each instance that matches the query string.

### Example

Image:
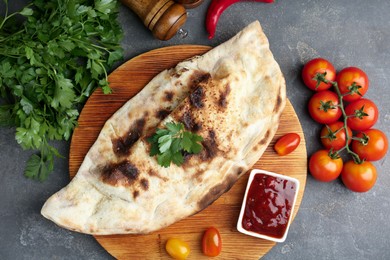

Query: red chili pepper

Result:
[206,0,274,39]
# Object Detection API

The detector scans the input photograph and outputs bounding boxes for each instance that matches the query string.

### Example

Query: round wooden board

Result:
[69,45,307,259]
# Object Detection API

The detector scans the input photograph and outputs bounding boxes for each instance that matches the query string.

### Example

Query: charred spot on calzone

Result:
[218,84,231,108]
[111,118,146,157]
[190,87,205,108]
[101,160,139,186]
[155,109,170,120]
[181,111,201,132]
[163,91,174,102]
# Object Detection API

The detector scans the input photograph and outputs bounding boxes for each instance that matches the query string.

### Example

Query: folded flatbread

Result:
[41,21,286,235]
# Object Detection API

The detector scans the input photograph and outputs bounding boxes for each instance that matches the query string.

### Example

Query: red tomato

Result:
[345,98,378,131]
[302,58,336,91]
[336,67,369,102]
[274,133,301,156]
[202,227,222,257]
[320,121,352,151]
[165,238,190,260]
[309,150,343,182]
[341,160,377,192]
[308,90,342,124]
[351,129,388,161]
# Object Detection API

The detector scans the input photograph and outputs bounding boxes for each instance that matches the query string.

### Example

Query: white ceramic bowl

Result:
[237,169,300,243]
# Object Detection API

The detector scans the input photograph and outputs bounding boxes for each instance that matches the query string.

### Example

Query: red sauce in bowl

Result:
[241,173,297,239]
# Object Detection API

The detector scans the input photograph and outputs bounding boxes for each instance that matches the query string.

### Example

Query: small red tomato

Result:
[202,227,222,257]
[302,58,336,91]
[274,133,301,156]
[308,90,342,124]
[309,150,343,182]
[341,160,377,192]
[345,98,379,131]
[320,121,352,151]
[351,129,388,161]
[336,67,369,102]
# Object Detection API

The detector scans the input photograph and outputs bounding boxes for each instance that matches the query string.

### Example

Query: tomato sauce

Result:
[241,173,297,239]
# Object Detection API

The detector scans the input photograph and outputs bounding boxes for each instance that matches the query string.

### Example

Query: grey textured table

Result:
[1,0,390,259]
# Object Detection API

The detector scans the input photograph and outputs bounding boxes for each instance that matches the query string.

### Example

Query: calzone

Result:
[41,21,286,235]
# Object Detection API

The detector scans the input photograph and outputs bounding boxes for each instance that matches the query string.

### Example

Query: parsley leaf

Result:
[158,135,173,153]
[51,75,77,109]
[0,105,14,126]
[24,154,44,180]
[148,122,203,168]
[0,0,124,181]
[166,121,183,134]
[24,142,60,181]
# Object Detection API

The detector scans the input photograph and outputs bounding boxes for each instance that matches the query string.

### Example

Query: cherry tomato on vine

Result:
[202,227,222,257]
[345,98,378,131]
[336,67,369,102]
[341,160,377,192]
[165,238,190,259]
[309,150,343,182]
[274,133,301,156]
[351,129,388,161]
[308,90,342,124]
[320,121,352,151]
[302,58,336,91]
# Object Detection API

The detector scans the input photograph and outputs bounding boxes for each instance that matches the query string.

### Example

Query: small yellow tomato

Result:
[165,238,190,259]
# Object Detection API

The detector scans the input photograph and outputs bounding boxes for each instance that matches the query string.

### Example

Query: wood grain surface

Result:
[69,45,307,259]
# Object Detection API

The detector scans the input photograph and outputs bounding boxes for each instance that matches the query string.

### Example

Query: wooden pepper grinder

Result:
[120,0,187,41]
[175,0,204,9]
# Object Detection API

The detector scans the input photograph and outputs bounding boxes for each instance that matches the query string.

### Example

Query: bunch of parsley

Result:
[148,122,203,167]
[0,0,123,181]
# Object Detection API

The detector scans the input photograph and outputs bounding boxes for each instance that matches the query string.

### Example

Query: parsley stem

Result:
[0,52,21,58]
[0,29,25,43]
[69,37,110,53]
[0,1,9,30]
[0,2,33,30]
[97,60,108,79]
[0,14,16,30]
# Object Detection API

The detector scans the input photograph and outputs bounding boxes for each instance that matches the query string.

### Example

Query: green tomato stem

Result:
[329,80,363,164]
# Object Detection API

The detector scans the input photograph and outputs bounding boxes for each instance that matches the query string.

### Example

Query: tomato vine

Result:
[317,74,363,163]
[303,58,387,192]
